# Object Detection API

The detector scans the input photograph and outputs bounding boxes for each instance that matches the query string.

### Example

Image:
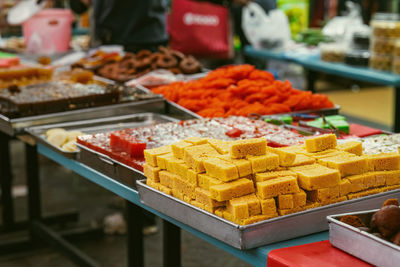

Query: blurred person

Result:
[69,0,168,52]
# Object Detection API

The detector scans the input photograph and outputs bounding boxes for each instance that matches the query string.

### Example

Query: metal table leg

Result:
[306,69,317,93]
[126,200,144,267]
[394,86,400,133]
[26,143,41,222]
[25,143,99,267]
[0,132,14,229]
[163,220,181,267]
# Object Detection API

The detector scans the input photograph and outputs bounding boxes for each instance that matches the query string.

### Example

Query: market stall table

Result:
[244,46,400,133]
[37,143,330,267]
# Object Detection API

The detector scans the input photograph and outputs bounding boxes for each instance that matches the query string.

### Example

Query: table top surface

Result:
[244,46,400,87]
[37,143,329,267]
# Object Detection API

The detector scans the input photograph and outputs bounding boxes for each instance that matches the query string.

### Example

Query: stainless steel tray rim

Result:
[137,179,240,229]
[328,208,400,252]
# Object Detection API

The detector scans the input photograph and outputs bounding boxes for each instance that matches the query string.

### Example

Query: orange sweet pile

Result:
[152,64,334,117]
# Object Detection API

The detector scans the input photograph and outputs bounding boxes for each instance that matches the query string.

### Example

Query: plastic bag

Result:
[242,3,291,50]
[125,69,179,88]
[169,0,233,59]
[322,1,370,47]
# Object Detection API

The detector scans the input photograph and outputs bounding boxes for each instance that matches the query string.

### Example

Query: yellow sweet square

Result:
[175,163,189,179]
[191,200,205,210]
[198,173,224,190]
[144,145,172,166]
[217,154,252,177]
[171,141,193,159]
[143,163,161,182]
[337,141,363,156]
[183,144,220,173]
[347,174,365,193]
[203,157,239,181]
[184,137,208,145]
[159,183,172,195]
[373,171,387,187]
[367,153,400,171]
[156,153,174,170]
[290,164,341,190]
[266,146,296,166]
[222,209,233,221]
[230,193,261,216]
[207,139,232,154]
[227,201,249,221]
[255,170,297,183]
[305,134,337,153]
[259,198,278,217]
[339,179,352,196]
[363,173,376,189]
[214,207,225,217]
[172,189,185,201]
[308,186,339,203]
[146,179,160,190]
[230,138,267,159]
[385,170,400,185]
[318,155,368,177]
[306,149,342,160]
[278,194,294,209]
[187,169,198,186]
[256,176,299,199]
[165,156,185,175]
[195,187,226,208]
[210,178,255,201]
[159,171,175,188]
[172,174,196,199]
[246,153,279,173]
[288,154,316,167]
[293,190,307,207]
[280,145,307,154]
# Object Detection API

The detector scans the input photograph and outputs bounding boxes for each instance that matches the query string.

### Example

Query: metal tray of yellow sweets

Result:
[26,112,178,160]
[328,207,400,267]
[137,179,400,250]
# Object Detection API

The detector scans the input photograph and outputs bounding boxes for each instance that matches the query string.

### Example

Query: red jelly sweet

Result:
[110,130,147,158]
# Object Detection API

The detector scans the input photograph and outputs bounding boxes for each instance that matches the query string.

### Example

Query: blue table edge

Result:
[37,143,328,267]
[244,45,400,87]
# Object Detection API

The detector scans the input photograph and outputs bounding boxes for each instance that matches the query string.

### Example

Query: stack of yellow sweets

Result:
[143,134,400,225]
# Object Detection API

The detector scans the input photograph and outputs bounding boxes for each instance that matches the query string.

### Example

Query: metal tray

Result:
[328,207,400,267]
[77,144,145,188]
[0,98,166,136]
[137,179,400,250]
[26,112,179,159]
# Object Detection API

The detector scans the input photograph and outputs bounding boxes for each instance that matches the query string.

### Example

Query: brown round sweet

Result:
[156,54,178,68]
[391,231,400,245]
[383,198,399,207]
[136,50,152,60]
[179,56,201,74]
[171,50,185,61]
[123,52,135,60]
[371,205,400,238]
[136,58,152,69]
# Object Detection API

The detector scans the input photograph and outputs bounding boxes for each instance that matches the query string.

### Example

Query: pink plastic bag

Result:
[168,0,232,59]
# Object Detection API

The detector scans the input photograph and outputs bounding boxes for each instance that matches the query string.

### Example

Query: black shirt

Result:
[70,0,168,46]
